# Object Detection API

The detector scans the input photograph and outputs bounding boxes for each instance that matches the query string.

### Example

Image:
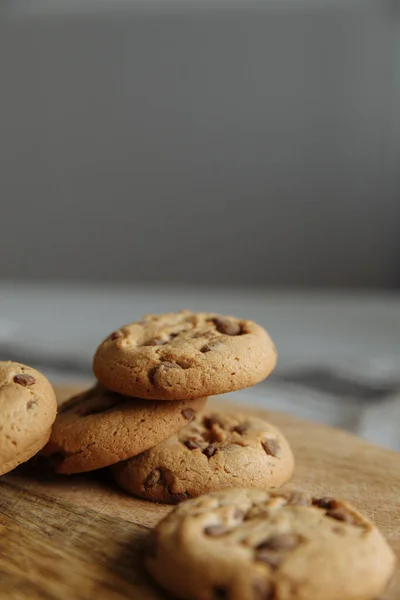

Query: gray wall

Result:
[0,0,399,286]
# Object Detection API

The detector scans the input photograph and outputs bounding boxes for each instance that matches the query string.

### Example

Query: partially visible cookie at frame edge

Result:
[42,384,207,474]
[0,361,57,476]
[112,412,294,503]
[145,488,396,600]
[93,311,277,400]
[0,433,52,476]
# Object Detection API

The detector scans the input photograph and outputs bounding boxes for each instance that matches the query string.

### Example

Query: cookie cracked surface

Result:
[145,488,396,600]
[93,311,277,400]
[42,384,207,474]
[112,412,294,503]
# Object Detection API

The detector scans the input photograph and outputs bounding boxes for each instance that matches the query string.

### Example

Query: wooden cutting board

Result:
[0,385,399,600]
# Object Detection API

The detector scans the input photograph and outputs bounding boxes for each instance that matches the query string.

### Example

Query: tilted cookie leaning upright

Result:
[0,361,57,476]
[93,310,277,400]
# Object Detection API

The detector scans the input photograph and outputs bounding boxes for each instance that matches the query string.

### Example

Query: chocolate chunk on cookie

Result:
[112,412,294,503]
[145,488,395,600]
[42,384,207,474]
[0,361,57,476]
[93,311,277,400]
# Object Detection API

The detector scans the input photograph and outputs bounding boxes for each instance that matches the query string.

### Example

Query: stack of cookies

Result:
[43,310,295,502]
[0,310,395,600]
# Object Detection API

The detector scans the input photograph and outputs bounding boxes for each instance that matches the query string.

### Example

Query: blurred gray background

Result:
[1,0,399,287]
[0,1,400,450]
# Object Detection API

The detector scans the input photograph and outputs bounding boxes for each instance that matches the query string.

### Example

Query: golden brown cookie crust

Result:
[42,385,207,474]
[112,412,294,503]
[93,311,277,400]
[0,361,57,470]
[146,488,396,600]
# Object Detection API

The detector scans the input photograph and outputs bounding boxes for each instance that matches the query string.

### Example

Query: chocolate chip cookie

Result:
[145,488,395,600]
[42,384,207,474]
[0,361,57,476]
[112,412,294,503]
[93,311,277,400]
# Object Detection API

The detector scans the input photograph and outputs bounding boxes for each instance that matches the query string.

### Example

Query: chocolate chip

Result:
[161,361,180,370]
[149,361,180,385]
[326,507,355,524]
[211,429,226,443]
[312,497,337,510]
[193,330,211,339]
[287,491,311,506]
[213,586,229,600]
[180,360,192,370]
[254,549,283,569]
[148,468,185,502]
[200,336,223,353]
[110,331,123,341]
[252,580,264,600]
[261,439,281,458]
[144,338,167,346]
[252,580,276,600]
[13,374,35,387]
[200,344,212,353]
[144,468,162,488]
[26,399,37,410]
[333,526,345,535]
[182,408,195,420]
[204,524,228,537]
[212,318,242,336]
[255,531,298,567]
[203,444,217,458]
[161,469,176,488]
[232,422,249,435]
[233,508,245,520]
[257,534,299,551]
[184,439,202,450]
[170,492,188,504]
[203,415,224,429]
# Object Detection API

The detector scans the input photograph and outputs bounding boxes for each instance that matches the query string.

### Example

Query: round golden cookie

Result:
[0,361,57,476]
[112,412,294,503]
[42,384,207,474]
[145,488,396,600]
[93,311,277,400]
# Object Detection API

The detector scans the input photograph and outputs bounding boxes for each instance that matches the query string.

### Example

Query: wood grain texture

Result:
[0,386,399,600]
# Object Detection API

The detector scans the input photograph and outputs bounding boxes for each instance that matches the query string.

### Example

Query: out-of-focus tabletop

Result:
[1,281,400,450]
